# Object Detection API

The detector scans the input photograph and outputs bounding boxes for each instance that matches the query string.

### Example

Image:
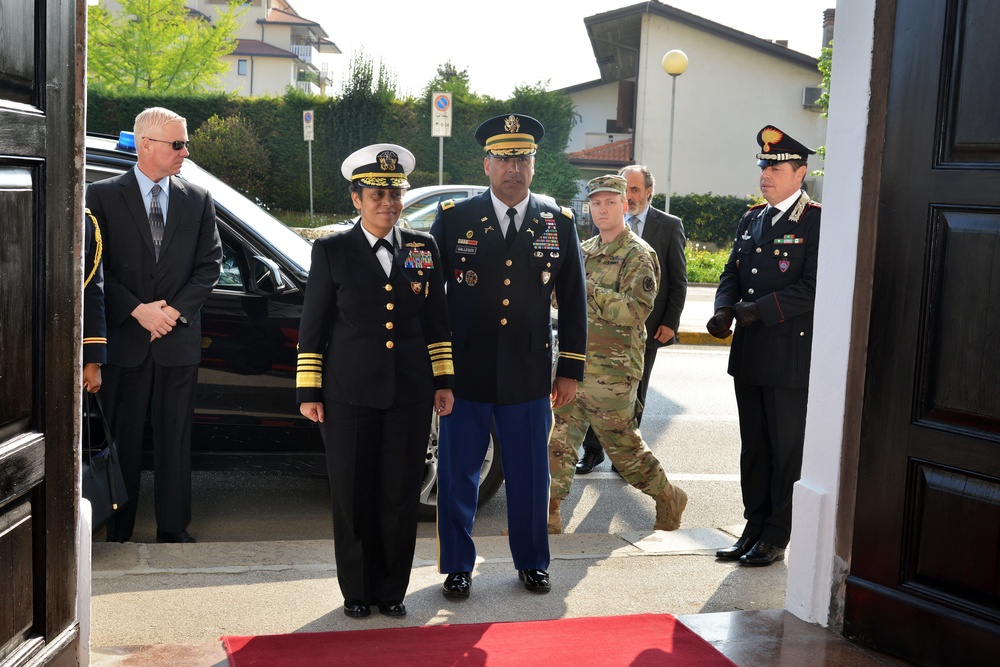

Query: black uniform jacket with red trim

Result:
[430,189,588,405]
[295,222,454,408]
[714,192,821,389]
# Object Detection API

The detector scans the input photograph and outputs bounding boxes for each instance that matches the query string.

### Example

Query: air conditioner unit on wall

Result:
[802,87,824,112]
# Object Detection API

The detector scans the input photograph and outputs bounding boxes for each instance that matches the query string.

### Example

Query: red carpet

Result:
[223,613,736,666]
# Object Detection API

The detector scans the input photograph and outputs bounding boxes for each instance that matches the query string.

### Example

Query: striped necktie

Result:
[149,184,164,261]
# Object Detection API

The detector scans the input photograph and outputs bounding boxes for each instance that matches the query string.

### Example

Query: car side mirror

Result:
[250,255,286,295]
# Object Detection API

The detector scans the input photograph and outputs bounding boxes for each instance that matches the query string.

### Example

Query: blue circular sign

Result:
[304,111,313,123]
[435,96,450,111]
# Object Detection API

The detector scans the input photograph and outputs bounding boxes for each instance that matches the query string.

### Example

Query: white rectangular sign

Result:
[431,92,452,138]
[303,109,314,141]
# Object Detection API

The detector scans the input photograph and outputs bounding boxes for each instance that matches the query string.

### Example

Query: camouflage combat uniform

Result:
[549,227,683,514]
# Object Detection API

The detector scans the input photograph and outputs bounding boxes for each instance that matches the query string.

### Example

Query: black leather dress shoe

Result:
[375,601,407,617]
[575,448,605,475]
[343,599,371,618]
[518,569,551,593]
[716,536,756,561]
[156,530,196,544]
[442,572,472,599]
[740,540,786,566]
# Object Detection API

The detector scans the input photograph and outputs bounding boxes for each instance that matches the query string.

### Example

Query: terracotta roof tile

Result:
[231,39,297,58]
[566,138,633,166]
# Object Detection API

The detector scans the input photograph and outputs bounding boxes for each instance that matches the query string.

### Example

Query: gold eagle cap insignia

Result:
[504,115,520,133]
[760,127,783,153]
[377,150,398,172]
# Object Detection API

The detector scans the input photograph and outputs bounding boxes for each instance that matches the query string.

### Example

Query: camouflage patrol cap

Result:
[586,174,627,198]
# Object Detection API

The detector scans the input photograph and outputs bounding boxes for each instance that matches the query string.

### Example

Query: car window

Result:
[218,241,244,289]
[401,192,468,231]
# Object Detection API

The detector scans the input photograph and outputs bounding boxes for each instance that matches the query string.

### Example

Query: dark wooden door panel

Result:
[847,0,1000,663]
[0,0,81,665]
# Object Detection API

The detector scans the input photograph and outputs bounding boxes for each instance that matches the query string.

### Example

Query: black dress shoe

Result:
[716,536,756,561]
[740,540,786,566]
[156,530,196,544]
[575,448,605,475]
[518,569,551,593]
[343,599,371,618]
[442,572,472,599]
[375,601,407,617]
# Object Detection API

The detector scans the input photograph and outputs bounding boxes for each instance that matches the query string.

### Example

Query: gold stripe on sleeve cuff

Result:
[296,353,323,389]
[559,351,587,362]
[428,341,454,377]
[83,337,108,345]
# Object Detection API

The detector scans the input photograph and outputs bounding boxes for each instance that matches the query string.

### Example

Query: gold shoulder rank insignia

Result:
[442,199,455,210]
[560,206,573,218]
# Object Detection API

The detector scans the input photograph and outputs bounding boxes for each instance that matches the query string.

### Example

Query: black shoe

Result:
[375,601,407,617]
[156,530,196,544]
[518,569,551,593]
[343,599,371,618]
[739,540,786,566]
[442,572,472,599]
[716,536,756,561]
[575,448,605,475]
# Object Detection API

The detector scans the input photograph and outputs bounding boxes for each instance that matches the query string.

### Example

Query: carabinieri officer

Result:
[431,113,588,598]
[297,143,455,619]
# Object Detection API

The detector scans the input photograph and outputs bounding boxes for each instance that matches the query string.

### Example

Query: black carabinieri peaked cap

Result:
[755,125,816,167]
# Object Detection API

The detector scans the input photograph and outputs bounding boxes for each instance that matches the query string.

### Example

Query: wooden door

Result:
[846,0,1000,664]
[0,0,82,665]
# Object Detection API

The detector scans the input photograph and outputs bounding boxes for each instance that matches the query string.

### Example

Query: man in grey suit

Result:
[576,164,687,473]
[86,107,222,543]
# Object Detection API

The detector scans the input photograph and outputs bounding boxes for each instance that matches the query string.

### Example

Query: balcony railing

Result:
[296,81,320,96]
[290,44,316,64]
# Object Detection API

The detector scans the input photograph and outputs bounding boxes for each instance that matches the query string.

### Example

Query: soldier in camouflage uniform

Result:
[548,174,687,534]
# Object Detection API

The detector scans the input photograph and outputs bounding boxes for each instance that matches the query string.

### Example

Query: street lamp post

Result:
[661,49,688,214]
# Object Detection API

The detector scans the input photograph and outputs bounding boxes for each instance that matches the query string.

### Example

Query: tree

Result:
[190,114,271,200]
[422,61,477,100]
[87,0,245,93]
[813,42,832,174]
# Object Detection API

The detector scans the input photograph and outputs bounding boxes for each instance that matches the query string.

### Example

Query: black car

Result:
[84,133,502,520]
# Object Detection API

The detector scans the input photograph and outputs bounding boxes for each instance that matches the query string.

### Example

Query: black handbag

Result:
[82,392,128,534]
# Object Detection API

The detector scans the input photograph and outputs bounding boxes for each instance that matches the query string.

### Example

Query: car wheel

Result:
[417,412,504,522]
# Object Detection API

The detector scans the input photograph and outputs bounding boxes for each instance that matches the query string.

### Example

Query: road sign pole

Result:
[308,141,314,225]
[439,136,444,185]
[303,110,315,225]
[431,92,452,185]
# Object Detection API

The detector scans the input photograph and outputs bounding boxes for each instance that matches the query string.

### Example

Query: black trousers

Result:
[320,398,433,605]
[733,381,808,548]
[102,353,198,542]
[582,345,658,454]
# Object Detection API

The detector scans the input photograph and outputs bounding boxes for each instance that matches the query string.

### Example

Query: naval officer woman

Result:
[297,144,455,618]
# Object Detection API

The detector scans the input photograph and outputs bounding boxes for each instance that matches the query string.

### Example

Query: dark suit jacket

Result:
[714,193,821,388]
[295,223,454,409]
[431,189,588,405]
[639,207,687,347]
[85,168,222,368]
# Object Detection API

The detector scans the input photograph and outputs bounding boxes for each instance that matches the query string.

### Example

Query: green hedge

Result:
[652,192,762,247]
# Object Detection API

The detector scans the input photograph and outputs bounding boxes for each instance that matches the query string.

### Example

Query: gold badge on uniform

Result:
[466,230,474,239]
[465,270,478,286]
[541,271,551,285]
[411,282,422,294]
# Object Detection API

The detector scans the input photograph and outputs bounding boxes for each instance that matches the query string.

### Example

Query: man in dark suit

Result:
[85,107,222,544]
[431,113,588,598]
[707,125,821,566]
[576,164,688,474]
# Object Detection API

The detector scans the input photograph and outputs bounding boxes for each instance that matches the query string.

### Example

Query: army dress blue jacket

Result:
[430,189,588,405]
[714,192,821,389]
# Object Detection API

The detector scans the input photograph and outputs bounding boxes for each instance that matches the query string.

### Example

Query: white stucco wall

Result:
[786,0,876,626]
[220,56,297,97]
[566,81,622,153]
[634,14,827,199]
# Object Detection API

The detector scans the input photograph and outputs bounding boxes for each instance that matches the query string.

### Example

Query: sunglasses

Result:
[146,137,191,151]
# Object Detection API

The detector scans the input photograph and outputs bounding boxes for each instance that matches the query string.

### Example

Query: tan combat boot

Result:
[653,484,688,531]
[548,498,562,535]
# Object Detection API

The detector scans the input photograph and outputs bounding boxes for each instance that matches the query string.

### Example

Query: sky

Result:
[301,0,835,99]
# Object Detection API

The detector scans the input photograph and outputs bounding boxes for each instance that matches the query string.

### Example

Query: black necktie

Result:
[504,208,518,250]
[373,238,392,254]
[764,206,779,226]
[149,183,164,261]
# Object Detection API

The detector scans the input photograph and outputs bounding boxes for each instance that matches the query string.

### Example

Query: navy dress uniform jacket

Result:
[84,208,107,365]
[430,189,588,404]
[295,222,454,408]
[85,168,222,368]
[714,193,821,389]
